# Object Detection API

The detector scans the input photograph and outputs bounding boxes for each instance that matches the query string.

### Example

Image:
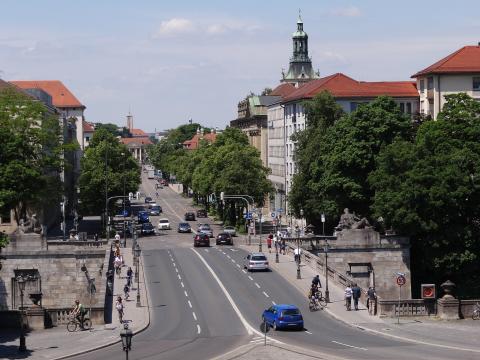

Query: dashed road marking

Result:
[305,331,313,335]
[255,283,261,289]
[204,249,209,252]
[236,264,241,268]
[177,274,182,280]
[188,300,192,308]
[197,324,201,334]
[332,341,367,351]
[248,276,253,281]
[226,255,231,259]
[262,291,269,298]
[184,290,188,297]
[175,268,179,273]
[242,269,247,274]
[272,301,276,305]
[231,259,235,263]
[192,312,197,321]
[181,282,184,288]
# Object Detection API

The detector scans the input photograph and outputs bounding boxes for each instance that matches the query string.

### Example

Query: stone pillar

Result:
[437,280,459,320]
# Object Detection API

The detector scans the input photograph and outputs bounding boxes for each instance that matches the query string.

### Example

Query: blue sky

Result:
[1,0,479,132]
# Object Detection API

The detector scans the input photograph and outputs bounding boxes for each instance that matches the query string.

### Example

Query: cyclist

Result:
[312,275,322,292]
[72,300,87,329]
[155,191,159,198]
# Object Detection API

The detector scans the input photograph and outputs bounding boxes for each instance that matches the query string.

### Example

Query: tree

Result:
[370,93,480,297]
[94,123,121,137]
[78,128,140,215]
[0,87,65,224]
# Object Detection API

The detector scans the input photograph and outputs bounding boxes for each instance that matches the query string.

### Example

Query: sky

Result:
[1,0,479,132]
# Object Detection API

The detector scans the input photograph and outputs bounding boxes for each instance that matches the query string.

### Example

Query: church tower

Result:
[126,112,133,132]
[281,12,319,85]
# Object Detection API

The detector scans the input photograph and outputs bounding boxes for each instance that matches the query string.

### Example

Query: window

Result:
[350,102,358,112]
[406,103,412,114]
[473,77,480,91]
[85,136,90,142]
[427,77,434,90]
[419,79,425,92]
[399,103,405,112]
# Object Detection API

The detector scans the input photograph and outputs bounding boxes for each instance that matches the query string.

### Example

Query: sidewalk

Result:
[239,239,479,353]
[0,240,150,360]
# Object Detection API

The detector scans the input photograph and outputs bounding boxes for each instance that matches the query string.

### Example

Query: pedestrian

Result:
[344,284,352,311]
[123,283,130,300]
[115,296,124,323]
[366,287,377,315]
[126,267,133,287]
[352,283,361,311]
[294,247,302,264]
[115,232,120,241]
[281,238,286,255]
[267,236,272,253]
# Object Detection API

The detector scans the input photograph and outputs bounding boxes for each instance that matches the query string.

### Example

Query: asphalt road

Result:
[69,175,478,360]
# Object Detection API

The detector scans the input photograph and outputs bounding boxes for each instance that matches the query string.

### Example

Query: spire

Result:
[297,9,303,31]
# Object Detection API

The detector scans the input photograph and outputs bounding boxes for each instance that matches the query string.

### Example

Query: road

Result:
[69,174,478,360]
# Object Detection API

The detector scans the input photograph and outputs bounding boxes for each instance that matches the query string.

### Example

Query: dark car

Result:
[178,222,192,233]
[216,233,233,245]
[184,212,196,221]
[141,222,155,236]
[149,205,162,216]
[145,196,153,203]
[137,211,150,224]
[194,233,210,247]
[262,304,304,331]
[196,209,207,218]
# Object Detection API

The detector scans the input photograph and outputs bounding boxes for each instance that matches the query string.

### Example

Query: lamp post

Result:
[324,241,330,303]
[134,244,141,307]
[300,209,304,237]
[120,323,133,360]
[16,276,27,352]
[275,234,279,263]
[295,225,301,279]
[258,210,263,252]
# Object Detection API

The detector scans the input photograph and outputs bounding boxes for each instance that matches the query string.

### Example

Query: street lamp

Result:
[134,244,141,307]
[120,323,133,360]
[324,241,330,303]
[275,234,279,264]
[295,225,301,279]
[300,209,304,237]
[16,275,27,352]
[258,210,263,252]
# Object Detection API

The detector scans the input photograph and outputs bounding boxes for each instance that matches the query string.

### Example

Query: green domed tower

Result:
[281,12,319,85]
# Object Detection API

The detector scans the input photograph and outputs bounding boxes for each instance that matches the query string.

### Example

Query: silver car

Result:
[223,226,236,237]
[198,224,213,238]
[243,252,269,272]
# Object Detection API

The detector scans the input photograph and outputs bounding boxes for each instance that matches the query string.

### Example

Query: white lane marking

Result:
[255,283,261,289]
[242,269,247,274]
[192,312,197,321]
[248,276,253,281]
[173,262,176,267]
[184,290,188,297]
[305,331,313,335]
[177,274,182,280]
[272,301,276,305]
[197,324,201,334]
[226,255,231,259]
[332,341,368,351]
[262,291,269,298]
[204,249,209,252]
[181,282,184,288]
[231,259,235,263]
[188,300,192,308]
[191,248,281,342]
[236,264,241,268]
[175,268,179,273]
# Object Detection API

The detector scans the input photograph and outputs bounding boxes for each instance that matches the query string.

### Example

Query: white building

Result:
[412,45,480,119]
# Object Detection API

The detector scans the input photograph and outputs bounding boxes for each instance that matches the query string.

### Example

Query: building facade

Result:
[412,45,480,119]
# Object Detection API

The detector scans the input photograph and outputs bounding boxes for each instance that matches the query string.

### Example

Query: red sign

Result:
[421,284,436,299]
[396,275,406,286]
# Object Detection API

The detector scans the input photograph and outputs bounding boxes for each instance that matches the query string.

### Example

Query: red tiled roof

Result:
[83,121,95,132]
[183,132,217,150]
[412,46,480,77]
[9,80,84,108]
[130,128,147,136]
[270,83,296,98]
[119,137,152,145]
[283,73,418,102]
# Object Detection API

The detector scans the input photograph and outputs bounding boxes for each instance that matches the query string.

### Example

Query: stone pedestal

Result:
[437,297,460,320]
[26,307,46,330]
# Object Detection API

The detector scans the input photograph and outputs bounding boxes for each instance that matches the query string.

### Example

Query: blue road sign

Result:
[271,212,276,218]
[245,212,252,220]
[277,208,283,213]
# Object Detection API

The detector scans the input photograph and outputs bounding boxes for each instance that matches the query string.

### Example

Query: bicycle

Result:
[308,290,327,311]
[472,302,480,320]
[67,314,92,332]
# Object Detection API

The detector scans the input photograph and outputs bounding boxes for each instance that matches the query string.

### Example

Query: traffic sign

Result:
[277,208,283,213]
[271,212,276,218]
[396,275,406,286]
[245,212,252,220]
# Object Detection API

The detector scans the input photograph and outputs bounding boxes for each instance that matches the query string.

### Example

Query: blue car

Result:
[262,304,304,331]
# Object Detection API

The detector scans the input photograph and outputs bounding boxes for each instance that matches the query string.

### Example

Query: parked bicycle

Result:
[473,302,480,320]
[67,315,92,332]
[308,290,327,311]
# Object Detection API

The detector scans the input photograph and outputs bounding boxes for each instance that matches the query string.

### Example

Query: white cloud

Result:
[154,18,195,37]
[331,6,362,17]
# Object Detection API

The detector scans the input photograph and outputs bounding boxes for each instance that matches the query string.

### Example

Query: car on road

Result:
[262,304,304,331]
[216,233,233,245]
[158,218,171,230]
[145,196,154,203]
[198,224,213,238]
[243,252,269,271]
[141,222,155,236]
[196,209,207,218]
[149,204,162,216]
[178,222,192,233]
[194,233,210,247]
[184,212,196,221]
[137,211,150,224]
[223,226,236,237]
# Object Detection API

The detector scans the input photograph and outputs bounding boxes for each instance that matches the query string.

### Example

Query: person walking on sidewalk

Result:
[344,284,353,311]
[123,283,130,300]
[126,267,133,287]
[366,287,377,315]
[116,296,124,323]
[352,283,361,310]
[294,247,302,264]
[281,238,286,255]
[267,234,272,253]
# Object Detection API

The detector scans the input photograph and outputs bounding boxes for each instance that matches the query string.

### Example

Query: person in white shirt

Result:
[294,247,302,263]
[344,284,353,311]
